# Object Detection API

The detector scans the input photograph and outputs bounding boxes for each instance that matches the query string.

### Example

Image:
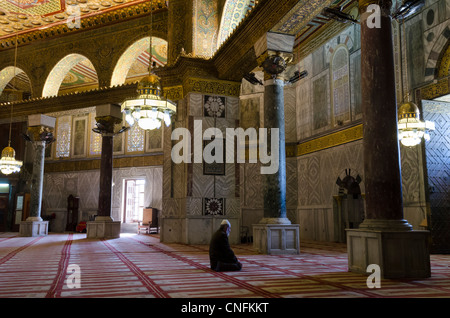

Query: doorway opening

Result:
[123,179,146,224]
[422,96,450,253]
[333,169,365,243]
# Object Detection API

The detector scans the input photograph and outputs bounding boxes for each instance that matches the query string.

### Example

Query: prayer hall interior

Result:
[0,0,449,301]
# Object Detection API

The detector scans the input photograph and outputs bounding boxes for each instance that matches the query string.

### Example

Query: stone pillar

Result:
[346,0,430,278]
[252,32,300,254]
[86,104,123,239]
[97,131,114,222]
[20,114,56,237]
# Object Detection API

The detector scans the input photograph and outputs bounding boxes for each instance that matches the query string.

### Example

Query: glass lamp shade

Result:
[121,72,176,130]
[398,101,435,147]
[0,145,23,175]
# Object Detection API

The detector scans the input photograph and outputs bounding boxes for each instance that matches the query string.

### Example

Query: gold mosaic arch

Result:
[0,65,32,95]
[437,41,450,79]
[416,40,450,102]
[111,36,168,86]
[42,53,99,97]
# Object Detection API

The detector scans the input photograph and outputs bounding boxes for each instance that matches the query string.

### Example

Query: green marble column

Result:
[28,140,46,221]
[20,115,56,237]
[262,77,289,224]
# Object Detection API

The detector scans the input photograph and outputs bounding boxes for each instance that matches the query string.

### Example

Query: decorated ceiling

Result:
[0,0,166,38]
[0,0,361,97]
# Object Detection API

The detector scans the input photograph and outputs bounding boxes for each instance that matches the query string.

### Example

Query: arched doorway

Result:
[333,168,365,242]
[417,39,450,254]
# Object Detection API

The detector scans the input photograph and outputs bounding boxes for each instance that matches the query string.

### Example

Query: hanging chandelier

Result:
[0,32,23,175]
[395,8,434,147]
[121,0,176,130]
[0,142,23,175]
[398,101,435,147]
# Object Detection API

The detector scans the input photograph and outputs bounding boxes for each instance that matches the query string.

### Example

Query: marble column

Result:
[261,76,288,224]
[252,32,300,254]
[86,104,123,239]
[28,140,45,222]
[20,115,55,237]
[97,130,114,222]
[346,0,430,278]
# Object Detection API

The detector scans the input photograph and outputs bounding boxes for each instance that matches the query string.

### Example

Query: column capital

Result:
[95,115,122,134]
[27,125,54,143]
[27,114,56,143]
[258,51,293,80]
[254,32,295,81]
[94,103,123,134]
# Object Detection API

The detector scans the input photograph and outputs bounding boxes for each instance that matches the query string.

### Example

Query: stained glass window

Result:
[126,123,145,153]
[89,113,102,156]
[331,45,351,126]
[55,115,72,158]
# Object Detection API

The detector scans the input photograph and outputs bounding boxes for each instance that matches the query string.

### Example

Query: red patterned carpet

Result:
[0,232,449,299]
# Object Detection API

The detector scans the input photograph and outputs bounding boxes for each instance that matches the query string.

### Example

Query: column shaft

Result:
[359,1,409,228]
[263,79,287,222]
[28,141,45,221]
[97,134,113,219]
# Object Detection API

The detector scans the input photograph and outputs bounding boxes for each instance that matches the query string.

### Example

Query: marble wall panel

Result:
[312,70,331,133]
[43,166,163,223]
[284,86,297,143]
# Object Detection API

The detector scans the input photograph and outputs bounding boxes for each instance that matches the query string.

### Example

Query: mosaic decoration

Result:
[0,0,168,38]
[193,0,219,57]
[217,0,253,46]
[111,37,168,86]
[203,95,226,117]
[60,59,98,91]
[3,0,64,16]
[42,54,90,97]
[203,197,225,215]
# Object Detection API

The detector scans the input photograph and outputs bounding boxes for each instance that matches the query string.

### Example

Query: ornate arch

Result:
[111,36,168,86]
[424,26,450,83]
[437,40,450,79]
[0,66,32,97]
[42,54,98,97]
[217,0,253,47]
[416,38,450,102]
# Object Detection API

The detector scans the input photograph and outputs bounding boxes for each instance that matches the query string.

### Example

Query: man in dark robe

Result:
[209,220,242,272]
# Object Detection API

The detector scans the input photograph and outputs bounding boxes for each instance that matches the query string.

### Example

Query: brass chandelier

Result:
[395,4,434,147]
[121,0,176,130]
[0,33,23,175]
